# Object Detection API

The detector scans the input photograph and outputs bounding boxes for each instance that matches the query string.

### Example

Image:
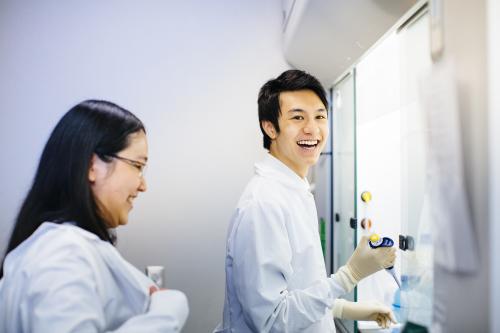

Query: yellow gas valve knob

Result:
[361,191,372,203]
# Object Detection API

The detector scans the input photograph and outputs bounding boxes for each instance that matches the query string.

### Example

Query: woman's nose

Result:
[138,177,147,192]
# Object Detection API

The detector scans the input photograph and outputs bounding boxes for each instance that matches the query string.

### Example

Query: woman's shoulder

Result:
[4,222,101,276]
[18,222,98,252]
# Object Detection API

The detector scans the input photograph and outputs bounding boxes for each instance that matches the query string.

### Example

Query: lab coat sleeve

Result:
[231,200,346,332]
[23,239,188,333]
[110,289,189,333]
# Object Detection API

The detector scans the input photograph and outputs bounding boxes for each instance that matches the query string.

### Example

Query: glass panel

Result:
[328,6,433,332]
[332,72,356,332]
[351,8,433,331]
[399,10,433,328]
[355,31,402,332]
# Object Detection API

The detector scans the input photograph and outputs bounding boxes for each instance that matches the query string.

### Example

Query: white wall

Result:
[0,1,289,331]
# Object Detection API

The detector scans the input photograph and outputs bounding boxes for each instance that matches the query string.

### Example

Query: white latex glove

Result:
[332,236,396,292]
[333,299,397,329]
[346,235,396,281]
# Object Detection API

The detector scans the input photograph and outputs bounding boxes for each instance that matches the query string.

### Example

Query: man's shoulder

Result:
[236,174,286,207]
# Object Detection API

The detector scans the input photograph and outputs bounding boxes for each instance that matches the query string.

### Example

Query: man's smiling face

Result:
[263,89,329,178]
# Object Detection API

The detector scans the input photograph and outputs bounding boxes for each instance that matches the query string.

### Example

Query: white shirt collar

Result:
[255,153,311,192]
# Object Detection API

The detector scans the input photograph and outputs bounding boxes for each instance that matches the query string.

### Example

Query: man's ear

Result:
[88,154,98,183]
[262,121,277,140]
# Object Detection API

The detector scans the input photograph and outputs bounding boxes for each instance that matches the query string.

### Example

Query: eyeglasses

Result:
[108,154,147,178]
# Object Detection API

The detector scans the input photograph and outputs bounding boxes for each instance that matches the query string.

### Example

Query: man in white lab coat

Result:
[216,70,396,332]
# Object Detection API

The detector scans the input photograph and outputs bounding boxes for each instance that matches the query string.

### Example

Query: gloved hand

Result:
[332,236,396,292]
[333,299,397,329]
[346,235,396,281]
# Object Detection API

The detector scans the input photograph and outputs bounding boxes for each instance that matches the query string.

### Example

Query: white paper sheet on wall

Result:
[418,60,478,273]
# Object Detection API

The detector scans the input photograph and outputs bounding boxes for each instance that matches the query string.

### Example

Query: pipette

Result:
[368,233,401,288]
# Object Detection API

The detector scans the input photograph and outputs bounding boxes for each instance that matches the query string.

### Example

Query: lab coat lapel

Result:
[94,242,151,313]
[63,224,151,314]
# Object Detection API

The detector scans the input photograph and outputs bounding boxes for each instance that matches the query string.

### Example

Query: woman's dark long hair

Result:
[0,100,145,278]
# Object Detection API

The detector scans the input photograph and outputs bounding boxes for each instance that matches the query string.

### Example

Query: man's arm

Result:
[231,200,345,332]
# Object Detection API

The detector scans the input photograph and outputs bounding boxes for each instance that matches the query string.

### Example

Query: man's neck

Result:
[268,150,308,179]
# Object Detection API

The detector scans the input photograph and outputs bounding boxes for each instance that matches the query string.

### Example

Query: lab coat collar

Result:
[255,153,311,192]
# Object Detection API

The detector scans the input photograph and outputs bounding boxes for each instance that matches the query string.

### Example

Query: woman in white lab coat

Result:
[0,100,188,332]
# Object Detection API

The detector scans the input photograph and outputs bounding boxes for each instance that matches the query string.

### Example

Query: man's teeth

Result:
[297,140,318,146]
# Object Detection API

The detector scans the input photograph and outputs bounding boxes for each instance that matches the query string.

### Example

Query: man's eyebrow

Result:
[287,108,327,113]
